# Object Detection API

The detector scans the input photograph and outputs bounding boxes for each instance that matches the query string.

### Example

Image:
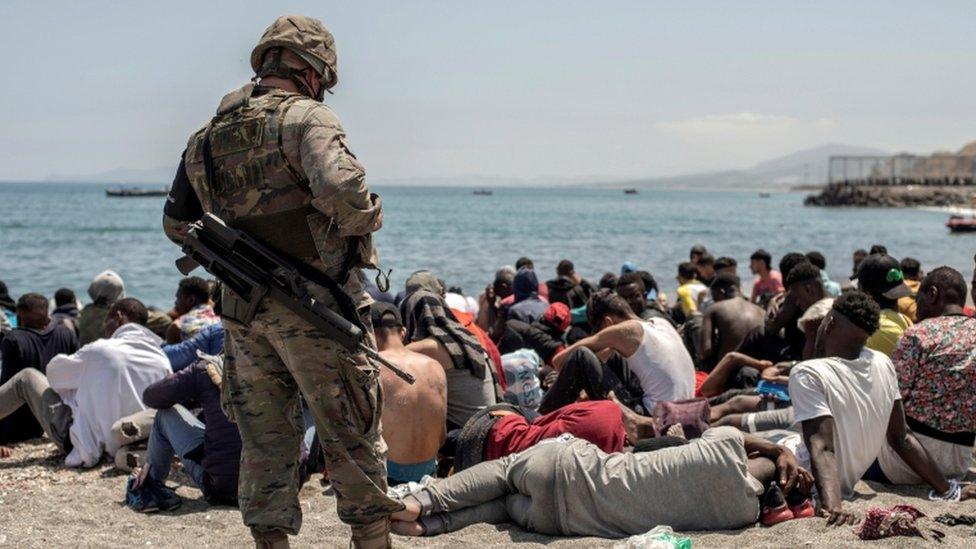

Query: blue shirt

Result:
[162,322,224,371]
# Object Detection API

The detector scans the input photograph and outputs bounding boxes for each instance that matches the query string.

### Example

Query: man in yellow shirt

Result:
[676,262,708,317]
[897,257,922,322]
[852,254,913,356]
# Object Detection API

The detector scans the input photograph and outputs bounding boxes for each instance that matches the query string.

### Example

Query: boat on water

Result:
[472,189,493,196]
[759,192,771,198]
[623,188,638,195]
[106,187,168,197]
[947,215,976,233]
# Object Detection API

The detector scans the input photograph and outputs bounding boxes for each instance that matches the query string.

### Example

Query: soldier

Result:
[162,15,401,549]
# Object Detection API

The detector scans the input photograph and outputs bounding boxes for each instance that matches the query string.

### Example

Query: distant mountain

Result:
[373,174,615,187]
[41,143,888,190]
[46,166,174,184]
[604,143,889,191]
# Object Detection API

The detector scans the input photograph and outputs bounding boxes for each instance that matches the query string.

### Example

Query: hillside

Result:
[606,143,888,191]
[42,143,889,190]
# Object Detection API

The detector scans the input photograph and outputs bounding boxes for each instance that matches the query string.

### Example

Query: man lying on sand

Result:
[389,426,812,538]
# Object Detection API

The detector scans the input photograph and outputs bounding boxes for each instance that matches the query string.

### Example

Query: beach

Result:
[2,439,975,548]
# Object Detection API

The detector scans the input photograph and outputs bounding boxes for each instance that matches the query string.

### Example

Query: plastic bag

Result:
[613,526,692,549]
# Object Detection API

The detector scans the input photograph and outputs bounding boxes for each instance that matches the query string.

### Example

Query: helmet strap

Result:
[258,48,324,101]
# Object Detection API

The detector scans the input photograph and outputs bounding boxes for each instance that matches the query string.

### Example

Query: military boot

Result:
[252,529,289,549]
[350,519,392,549]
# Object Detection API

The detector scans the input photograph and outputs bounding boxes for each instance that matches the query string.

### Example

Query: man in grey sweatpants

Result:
[394,427,804,538]
[0,368,73,452]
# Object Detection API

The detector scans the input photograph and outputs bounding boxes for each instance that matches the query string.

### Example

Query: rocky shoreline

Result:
[805,184,976,207]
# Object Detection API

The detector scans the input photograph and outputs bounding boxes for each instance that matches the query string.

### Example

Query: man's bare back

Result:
[705,298,765,358]
[378,347,448,464]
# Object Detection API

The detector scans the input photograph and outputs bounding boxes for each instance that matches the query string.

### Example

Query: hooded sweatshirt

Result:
[46,323,170,467]
[508,268,549,324]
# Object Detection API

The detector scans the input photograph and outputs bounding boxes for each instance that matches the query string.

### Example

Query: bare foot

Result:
[391,495,421,522]
[666,423,686,440]
[391,520,425,536]
[610,391,660,444]
[609,392,640,444]
[0,446,12,458]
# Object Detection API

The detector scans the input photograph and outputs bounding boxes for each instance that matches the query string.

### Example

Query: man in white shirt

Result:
[0,298,170,467]
[541,289,695,415]
[788,291,972,526]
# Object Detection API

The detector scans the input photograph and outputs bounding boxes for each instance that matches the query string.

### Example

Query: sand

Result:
[2,439,975,548]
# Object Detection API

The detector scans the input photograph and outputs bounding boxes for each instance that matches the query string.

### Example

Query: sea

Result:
[0,182,973,310]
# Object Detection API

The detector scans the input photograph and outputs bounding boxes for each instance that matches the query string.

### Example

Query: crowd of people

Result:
[1,244,975,540]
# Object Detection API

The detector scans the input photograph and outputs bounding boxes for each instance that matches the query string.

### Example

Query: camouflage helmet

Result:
[250,15,338,90]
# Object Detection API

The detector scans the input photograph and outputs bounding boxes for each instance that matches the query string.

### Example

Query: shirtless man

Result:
[371,303,448,485]
[699,272,764,369]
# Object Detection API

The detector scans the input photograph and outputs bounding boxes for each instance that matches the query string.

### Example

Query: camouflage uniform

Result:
[163,15,401,548]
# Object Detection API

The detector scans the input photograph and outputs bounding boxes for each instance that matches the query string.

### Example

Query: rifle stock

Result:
[177,213,415,384]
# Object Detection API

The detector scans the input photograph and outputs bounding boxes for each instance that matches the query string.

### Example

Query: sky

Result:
[1,1,974,183]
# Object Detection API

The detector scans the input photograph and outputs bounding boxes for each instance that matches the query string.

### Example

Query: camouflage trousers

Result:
[221,296,403,536]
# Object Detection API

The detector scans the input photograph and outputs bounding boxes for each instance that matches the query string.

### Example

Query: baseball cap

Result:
[370,301,402,328]
[851,254,912,300]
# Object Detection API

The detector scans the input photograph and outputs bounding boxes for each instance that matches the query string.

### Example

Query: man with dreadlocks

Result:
[162,15,398,549]
[399,289,498,431]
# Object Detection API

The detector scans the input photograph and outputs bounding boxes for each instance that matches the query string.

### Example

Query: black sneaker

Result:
[146,479,182,512]
[125,476,160,513]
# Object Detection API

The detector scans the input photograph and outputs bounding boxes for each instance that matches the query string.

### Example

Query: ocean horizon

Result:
[1,181,972,310]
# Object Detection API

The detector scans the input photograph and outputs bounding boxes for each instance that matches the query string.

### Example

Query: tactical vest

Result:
[183,86,321,260]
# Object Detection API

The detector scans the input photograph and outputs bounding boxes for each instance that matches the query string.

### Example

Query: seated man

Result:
[50,288,80,335]
[126,354,242,511]
[707,287,835,429]
[400,290,497,430]
[897,257,923,322]
[698,273,764,370]
[875,267,976,485]
[165,276,218,344]
[788,291,970,525]
[391,427,811,537]
[675,262,707,317]
[615,272,673,325]
[497,302,571,366]
[546,259,595,310]
[372,302,447,485]
[696,253,716,287]
[805,251,841,298]
[540,290,695,415]
[851,253,913,356]
[714,256,737,277]
[78,270,125,345]
[733,259,825,369]
[476,266,515,340]
[0,293,79,445]
[506,268,549,325]
[0,298,170,467]
[749,249,784,307]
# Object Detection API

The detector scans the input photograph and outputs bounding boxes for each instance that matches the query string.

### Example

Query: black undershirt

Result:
[164,156,203,221]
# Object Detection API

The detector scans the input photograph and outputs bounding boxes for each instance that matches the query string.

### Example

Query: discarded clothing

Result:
[854,505,943,542]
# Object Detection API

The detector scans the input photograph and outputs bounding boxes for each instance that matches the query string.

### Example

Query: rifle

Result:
[175,213,415,384]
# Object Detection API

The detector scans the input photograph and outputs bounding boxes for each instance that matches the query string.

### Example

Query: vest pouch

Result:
[219,285,266,328]
[307,210,348,274]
